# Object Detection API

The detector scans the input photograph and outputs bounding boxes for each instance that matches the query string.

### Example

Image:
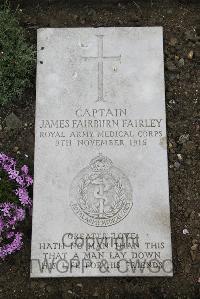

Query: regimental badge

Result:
[70,154,133,227]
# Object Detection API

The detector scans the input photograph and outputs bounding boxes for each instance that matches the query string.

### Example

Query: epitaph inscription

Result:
[31,28,172,277]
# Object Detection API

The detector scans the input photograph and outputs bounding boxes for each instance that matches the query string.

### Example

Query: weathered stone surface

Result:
[31,27,172,277]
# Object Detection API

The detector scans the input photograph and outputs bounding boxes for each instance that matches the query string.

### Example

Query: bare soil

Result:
[0,1,199,298]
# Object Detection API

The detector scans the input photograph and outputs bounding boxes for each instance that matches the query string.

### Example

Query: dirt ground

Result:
[0,0,200,298]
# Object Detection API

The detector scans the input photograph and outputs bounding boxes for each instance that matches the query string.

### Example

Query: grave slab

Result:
[31,27,173,277]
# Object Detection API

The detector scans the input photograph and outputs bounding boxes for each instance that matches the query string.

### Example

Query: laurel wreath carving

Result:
[106,178,126,215]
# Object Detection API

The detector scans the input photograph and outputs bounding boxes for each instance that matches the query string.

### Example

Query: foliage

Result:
[0,168,18,204]
[0,3,35,104]
[0,153,33,207]
[0,203,24,259]
[0,153,33,259]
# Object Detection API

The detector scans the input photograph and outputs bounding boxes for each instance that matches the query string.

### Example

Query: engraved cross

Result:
[81,35,121,102]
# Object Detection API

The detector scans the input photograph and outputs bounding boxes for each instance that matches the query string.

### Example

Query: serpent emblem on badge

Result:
[70,154,133,227]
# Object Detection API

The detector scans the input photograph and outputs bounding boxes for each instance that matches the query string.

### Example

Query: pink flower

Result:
[25,175,33,186]
[0,202,26,259]
[21,165,29,175]
[15,188,30,206]
[16,208,25,221]
[3,164,12,172]
[0,232,23,259]
[0,203,11,217]
[8,169,19,180]
[0,153,7,163]
[16,175,24,186]
[6,231,15,239]
[0,152,33,259]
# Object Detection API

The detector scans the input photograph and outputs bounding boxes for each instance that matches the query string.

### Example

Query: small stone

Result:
[188,50,194,60]
[192,239,198,245]
[76,283,83,288]
[5,113,22,130]
[0,124,2,131]
[46,285,54,293]
[190,211,196,220]
[177,154,183,161]
[191,243,198,251]
[166,61,176,71]
[169,99,175,105]
[183,141,195,151]
[191,243,199,261]
[178,58,185,67]
[185,159,192,165]
[38,281,47,289]
[169,37,177,46]
[178,134,189,144]
[175,55,179,60]
[168,73,176,81]
[93,290,99,297]
[185,30,197,41]
[174,161,180,169]
[166,9,173,15]
[183,228,189,235]
[73,15,78,21]
[80,18,86,25]
[170,149,175,154]
[68,290,73,294]
[13,146,19,152]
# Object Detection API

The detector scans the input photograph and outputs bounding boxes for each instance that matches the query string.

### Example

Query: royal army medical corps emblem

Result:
[70,154,133,227]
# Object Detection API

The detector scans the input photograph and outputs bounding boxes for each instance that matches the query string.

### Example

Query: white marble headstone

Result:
[31,27,173,277]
